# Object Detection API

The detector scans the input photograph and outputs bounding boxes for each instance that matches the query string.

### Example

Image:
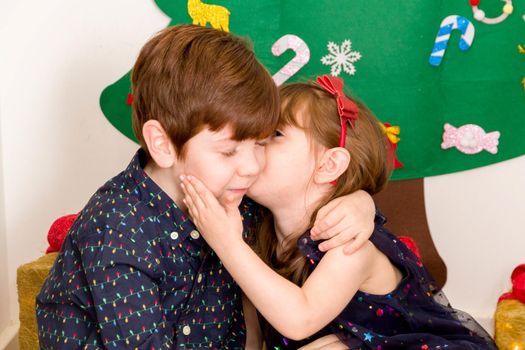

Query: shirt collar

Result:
[118,149,201,245]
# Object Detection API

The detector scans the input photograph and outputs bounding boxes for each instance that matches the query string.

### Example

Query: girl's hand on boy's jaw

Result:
[310,190,375,255]
[180,174,244,251]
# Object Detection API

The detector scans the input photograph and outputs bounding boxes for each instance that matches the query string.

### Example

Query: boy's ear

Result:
[142,120,177,168]
[314,147,351,184]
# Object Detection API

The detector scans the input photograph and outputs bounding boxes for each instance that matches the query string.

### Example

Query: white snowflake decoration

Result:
[321,40,362,77]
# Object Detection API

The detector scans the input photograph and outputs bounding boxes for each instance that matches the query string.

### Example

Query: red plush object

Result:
[499,264,525,303]
[399,235,422,262]
[46,214,78,253]
[512,264,525,303]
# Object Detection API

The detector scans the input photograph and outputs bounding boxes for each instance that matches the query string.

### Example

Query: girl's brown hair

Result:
[254,81,392,286]
[131,24,279,159]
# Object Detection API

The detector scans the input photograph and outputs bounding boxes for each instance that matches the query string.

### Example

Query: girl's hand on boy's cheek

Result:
[180,175,244,250]
[311,190,375,255]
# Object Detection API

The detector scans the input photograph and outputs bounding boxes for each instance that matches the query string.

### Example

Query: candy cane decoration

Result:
[470,0,513,25]
[271,34,310,86]
[429,15,475,67]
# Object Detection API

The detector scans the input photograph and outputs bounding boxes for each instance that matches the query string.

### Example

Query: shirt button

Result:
[197,273,202,283]
[182,325,191,335]
[170,231,179,240]
[190,230,200,239]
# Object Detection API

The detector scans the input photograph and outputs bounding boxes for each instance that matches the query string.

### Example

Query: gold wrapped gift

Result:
[16,253,57,350]
[495,298,525,350]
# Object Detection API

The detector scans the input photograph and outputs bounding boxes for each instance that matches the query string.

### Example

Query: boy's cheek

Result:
[255,147,267,171]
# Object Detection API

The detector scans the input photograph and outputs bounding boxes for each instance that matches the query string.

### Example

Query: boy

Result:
[37,25,374,349]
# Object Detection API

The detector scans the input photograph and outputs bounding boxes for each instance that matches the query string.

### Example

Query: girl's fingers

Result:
[313,198,340,224]
[180,182,196,219]
[182,194,198,222]
[317,231,348,252]
[312,221,352,242]
[188,176,214,204]
[311,214,344,240]
[181,176,207,210]
[342,233,367,255]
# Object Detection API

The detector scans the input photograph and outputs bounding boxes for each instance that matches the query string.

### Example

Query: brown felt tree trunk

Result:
[373,178,447,290]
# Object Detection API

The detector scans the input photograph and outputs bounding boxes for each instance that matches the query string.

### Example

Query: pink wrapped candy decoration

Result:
[441,123,500,154]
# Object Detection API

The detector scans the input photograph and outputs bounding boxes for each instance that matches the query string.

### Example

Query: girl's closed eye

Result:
[272,129,284,138]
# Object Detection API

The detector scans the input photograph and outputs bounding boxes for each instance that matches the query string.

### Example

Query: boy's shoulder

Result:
[71,171,143,240]
[70,152,170,243]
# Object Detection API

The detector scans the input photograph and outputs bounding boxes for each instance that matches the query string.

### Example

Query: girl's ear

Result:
[142,120,177,168]
[314,147,351,184]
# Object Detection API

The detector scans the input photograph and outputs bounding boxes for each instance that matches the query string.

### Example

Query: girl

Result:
[180,76,497,349]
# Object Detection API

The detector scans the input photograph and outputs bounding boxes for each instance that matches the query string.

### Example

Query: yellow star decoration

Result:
[187,0,231,32]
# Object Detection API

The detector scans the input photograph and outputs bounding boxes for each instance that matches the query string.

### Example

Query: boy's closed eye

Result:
[221,148,238,157]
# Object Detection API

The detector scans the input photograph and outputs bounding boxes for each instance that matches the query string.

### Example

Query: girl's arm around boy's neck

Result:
[213,235,375,340]
[179,174,387,340]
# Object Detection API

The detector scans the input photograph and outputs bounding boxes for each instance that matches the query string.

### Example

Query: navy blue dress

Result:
[262,215,497,350]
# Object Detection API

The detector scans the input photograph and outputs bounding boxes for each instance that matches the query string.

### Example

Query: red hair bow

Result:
[316,75,359,148]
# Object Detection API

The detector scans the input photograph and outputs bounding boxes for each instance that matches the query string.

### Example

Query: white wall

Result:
[0,0,169,343]
[0,92,13,342]
[0,0,523,344]
[0,2,17,340]
[0,2,8,325]
[425,156,525,332]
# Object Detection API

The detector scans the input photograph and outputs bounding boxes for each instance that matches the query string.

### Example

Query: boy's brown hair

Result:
[131,24,279,158]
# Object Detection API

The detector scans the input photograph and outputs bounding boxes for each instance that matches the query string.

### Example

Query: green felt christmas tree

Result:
[100,0,525,181]
[99,0,525,288]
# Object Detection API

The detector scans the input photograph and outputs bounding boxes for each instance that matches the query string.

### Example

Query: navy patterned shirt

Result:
[36,149,257,349]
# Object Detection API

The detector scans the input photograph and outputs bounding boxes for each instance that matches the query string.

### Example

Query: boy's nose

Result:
[238,151,261,177]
